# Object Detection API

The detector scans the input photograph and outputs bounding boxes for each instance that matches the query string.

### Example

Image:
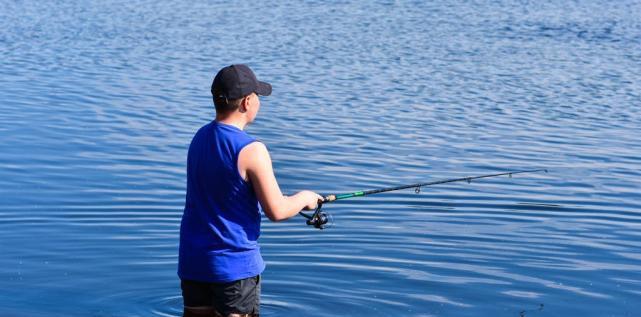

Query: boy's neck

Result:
[215,113,248,130]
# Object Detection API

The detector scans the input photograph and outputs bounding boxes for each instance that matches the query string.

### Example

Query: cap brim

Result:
[256,81,272,96]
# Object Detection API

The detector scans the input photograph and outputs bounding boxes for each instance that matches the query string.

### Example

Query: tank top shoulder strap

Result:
[212,121,256,155]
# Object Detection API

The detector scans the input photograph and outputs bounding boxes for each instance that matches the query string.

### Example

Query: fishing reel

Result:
[300,203,332,230]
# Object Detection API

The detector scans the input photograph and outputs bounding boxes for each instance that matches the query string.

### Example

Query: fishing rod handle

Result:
[322,195,336,203]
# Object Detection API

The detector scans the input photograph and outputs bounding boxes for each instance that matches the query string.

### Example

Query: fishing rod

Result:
[299,169,548,229]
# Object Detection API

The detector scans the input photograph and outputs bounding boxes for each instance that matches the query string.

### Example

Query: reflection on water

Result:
[1,1,640,316]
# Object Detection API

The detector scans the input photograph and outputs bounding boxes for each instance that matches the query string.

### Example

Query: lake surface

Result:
[1,1,640,316]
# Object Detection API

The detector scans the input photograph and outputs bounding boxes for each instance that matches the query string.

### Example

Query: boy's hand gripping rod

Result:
[299,169,548,229]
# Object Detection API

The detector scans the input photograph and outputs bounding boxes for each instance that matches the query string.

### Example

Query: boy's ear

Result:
[239,96,249,113]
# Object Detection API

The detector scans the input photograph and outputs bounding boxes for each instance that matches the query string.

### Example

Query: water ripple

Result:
[2,0,641,316]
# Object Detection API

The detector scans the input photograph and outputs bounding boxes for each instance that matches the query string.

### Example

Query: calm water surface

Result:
[1,1,640,316]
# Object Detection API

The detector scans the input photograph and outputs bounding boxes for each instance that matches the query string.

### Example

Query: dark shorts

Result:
[181,275,261,316]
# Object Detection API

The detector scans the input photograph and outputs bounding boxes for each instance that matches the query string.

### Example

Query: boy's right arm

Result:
[240,142,321,222]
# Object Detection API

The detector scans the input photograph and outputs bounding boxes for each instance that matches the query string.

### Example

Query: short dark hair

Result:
[213,95,244,113]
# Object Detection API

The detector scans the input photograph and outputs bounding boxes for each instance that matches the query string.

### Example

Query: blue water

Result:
[1,1,641,316]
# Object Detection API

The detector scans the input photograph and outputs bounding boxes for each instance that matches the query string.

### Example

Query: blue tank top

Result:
[178,121,265,283]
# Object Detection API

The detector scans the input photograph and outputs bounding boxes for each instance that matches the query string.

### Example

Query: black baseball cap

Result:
[211,64,272,101]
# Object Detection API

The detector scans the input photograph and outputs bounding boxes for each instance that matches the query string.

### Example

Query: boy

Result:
[178,64,321,317]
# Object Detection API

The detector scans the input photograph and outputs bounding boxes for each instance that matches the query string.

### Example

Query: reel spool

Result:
[300,203,332,230]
